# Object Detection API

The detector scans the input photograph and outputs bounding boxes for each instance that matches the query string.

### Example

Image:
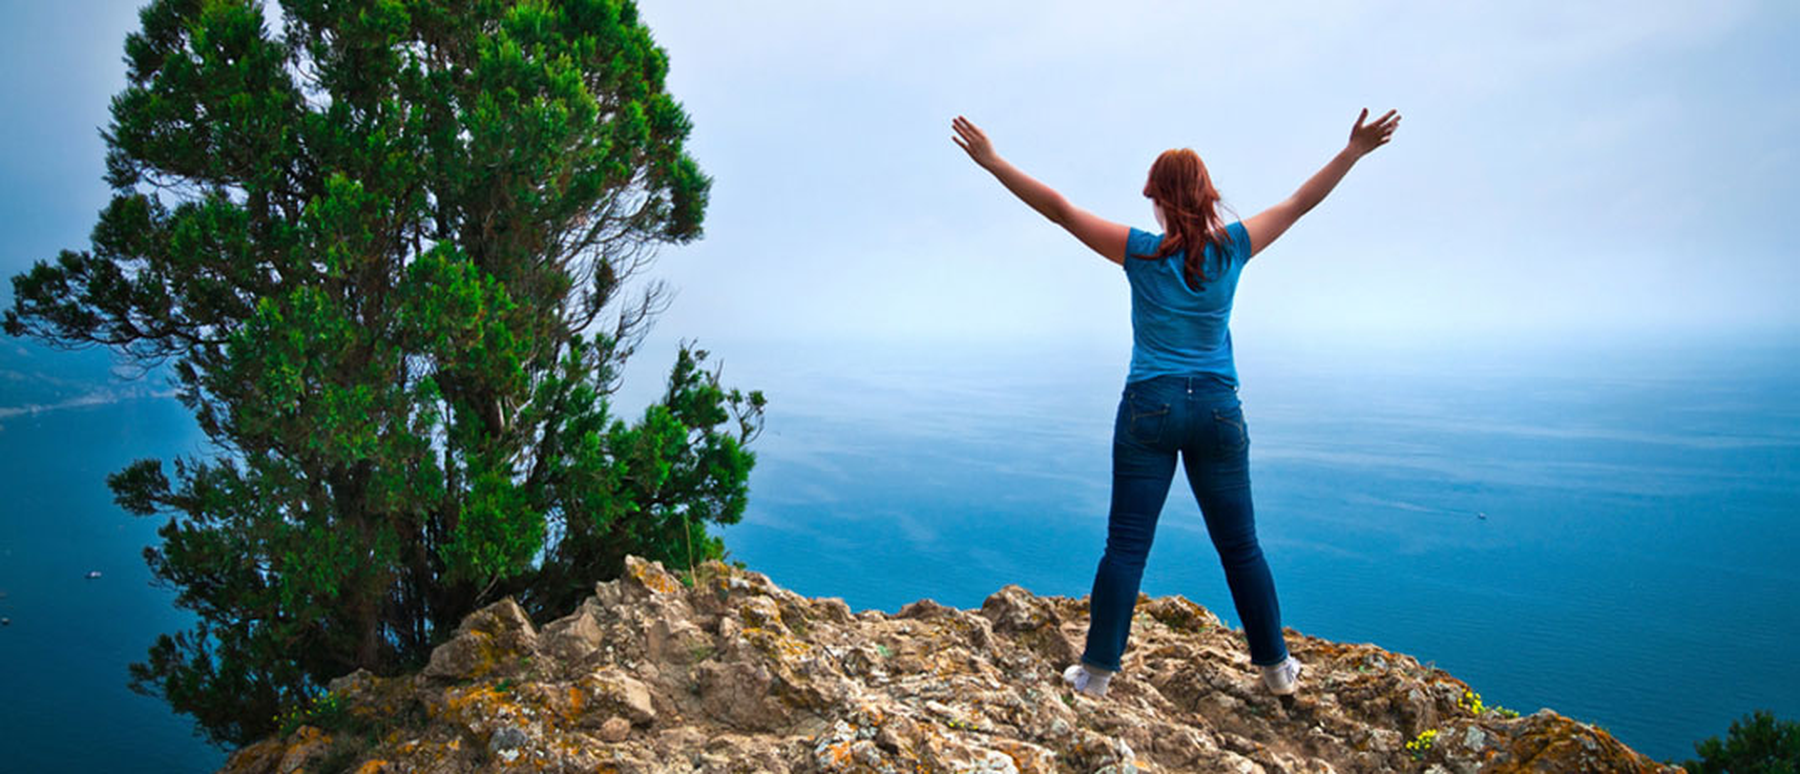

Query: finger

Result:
[1356,107,1369,128]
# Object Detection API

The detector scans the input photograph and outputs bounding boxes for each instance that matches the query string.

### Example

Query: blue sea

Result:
[2,333,1796,770]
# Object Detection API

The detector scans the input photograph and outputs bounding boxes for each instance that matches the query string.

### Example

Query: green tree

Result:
[5,0,761,748]
[1683,710,1800,774]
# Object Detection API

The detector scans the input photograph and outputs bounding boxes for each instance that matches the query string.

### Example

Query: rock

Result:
[979,584,1080,665]
[1141,594,1221,633]
[811,596,854,624]
[421,597,537,681]
[620,554,684,601]
[979,584,1060,633]
[599,715,632,742]
[488,724,527,752]
[736,594,787,631]
[273,726,329,774]
[578,667,657,725]
[326,667,377,697]
[593,576,625,608]
[896,597,954,619]
[695,659,785,731]
[216,737,286,774]
[647,615,714,664]
[213,554,1680,774]
[539,599,605,663]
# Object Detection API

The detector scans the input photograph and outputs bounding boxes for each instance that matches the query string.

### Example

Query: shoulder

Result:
[1225,221,1251,263]
[1125,227,1163,270]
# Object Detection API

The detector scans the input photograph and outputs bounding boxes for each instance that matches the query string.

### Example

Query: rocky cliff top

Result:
[221,555,1680,773]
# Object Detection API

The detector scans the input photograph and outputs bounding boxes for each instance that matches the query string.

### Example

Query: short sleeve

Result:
[1124,227,1163,272]
[1227,221,1251,264]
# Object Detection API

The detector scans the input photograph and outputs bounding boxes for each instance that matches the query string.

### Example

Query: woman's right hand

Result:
[1245,107,1402,259]
[1348,108,1401,157]
[952,116,998,168]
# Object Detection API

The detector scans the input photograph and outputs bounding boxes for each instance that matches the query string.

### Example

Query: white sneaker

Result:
[1061,663,1113,698]
[1260,656,1303,696]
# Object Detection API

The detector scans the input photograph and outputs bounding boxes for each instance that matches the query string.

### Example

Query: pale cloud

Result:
[0,386,177,421]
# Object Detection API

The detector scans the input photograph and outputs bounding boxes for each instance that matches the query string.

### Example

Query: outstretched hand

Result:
[951,116,998,167]
[1348,108,1401,156]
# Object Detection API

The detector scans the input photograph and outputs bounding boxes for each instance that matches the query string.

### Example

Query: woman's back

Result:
[1123,222,1252,387]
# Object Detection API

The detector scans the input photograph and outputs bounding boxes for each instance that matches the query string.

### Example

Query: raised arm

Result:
[952,116,1129,265]
[1244,108,1400,259]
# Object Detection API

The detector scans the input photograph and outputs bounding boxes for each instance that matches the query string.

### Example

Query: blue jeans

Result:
[1080,374,1289,671]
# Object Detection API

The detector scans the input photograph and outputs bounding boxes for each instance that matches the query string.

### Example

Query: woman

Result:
[951,108,1400,698]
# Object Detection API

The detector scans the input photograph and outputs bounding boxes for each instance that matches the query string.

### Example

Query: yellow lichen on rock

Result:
[351,759,390,774]
[625,554,683,595]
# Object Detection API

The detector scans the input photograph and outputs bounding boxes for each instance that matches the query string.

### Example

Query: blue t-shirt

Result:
[1122,221,1252,385]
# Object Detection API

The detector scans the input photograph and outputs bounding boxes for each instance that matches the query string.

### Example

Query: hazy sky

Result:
[3,1,1797,360]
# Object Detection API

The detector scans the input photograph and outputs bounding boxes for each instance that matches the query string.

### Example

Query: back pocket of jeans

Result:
[1212,405,1248,452]
[1125,389,1170,445]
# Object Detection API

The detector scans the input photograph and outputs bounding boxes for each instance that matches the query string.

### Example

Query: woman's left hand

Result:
[951,116,998,167]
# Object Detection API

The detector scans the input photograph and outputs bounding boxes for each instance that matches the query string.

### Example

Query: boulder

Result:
[539,599,606,663]
[421,596,538,681]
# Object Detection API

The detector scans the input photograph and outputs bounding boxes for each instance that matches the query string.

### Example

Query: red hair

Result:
[1134,148,1230,290]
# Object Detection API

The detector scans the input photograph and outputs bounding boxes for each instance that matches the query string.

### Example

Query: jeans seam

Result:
[1212,407,1247,452]
[1125,390,1169,446]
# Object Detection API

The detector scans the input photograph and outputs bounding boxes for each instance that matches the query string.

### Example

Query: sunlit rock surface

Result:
[220,555,1680,773]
